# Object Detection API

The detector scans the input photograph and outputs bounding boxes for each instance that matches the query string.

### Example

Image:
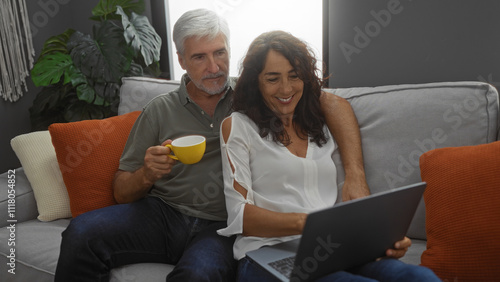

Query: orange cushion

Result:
[49,111,141,217]
[420,141,500,281]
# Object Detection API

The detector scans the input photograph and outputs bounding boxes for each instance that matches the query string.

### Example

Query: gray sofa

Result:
[1,77,498,281]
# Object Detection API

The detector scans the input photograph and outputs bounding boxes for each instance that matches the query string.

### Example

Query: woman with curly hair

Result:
[218,31,439,281]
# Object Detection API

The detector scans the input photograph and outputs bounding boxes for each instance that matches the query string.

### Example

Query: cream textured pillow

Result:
[11,131,71,221]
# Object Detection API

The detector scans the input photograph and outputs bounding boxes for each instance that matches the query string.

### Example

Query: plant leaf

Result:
[125,62,144,77]
[93,81,120,104]
[31,53,74,87]
[64,101,108,122]
[117,6,161,66]
[29,85,70,130]
[29,85,66,115]
[76,82,96,104]
[66,66,96,103]
[142,61,161,77]
[68,65,88,87]
[38,29,75,59]
[68,23,132,83]
[91,0,145,20]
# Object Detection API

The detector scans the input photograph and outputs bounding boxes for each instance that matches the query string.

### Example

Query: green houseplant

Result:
[30,0,161,130]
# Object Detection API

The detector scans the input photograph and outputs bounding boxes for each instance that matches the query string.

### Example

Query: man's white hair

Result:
[173,9,230,55]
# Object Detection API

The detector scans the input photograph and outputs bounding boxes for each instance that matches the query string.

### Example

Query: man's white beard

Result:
[189,71,229,95]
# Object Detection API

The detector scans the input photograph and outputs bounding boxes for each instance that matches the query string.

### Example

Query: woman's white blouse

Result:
[217,112,338,260]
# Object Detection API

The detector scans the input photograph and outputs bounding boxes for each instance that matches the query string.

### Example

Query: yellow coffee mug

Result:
[165,135,206,164]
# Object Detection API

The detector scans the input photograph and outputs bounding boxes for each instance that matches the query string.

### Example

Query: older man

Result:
[55,8,382,282]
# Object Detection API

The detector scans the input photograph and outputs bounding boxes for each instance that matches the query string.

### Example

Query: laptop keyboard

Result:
[268,255,295,278]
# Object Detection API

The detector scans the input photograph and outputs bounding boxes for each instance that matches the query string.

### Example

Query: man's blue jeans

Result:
[238,256,440,282]
[55,197,237,282]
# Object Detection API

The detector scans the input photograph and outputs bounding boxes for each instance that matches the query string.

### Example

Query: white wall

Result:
[166,0,322,80]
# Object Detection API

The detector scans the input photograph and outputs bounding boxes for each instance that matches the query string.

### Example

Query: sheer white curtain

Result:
[165,0,322,80]
[0,0,35,102]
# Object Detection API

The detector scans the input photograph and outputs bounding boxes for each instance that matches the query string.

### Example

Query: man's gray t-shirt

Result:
[119,75,237,221]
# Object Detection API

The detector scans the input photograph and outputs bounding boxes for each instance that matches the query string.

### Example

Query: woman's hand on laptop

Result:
[385,236,411,259]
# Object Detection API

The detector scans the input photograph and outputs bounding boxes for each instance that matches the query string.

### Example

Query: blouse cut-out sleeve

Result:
[217,113,255,237]
[217,112,338,260]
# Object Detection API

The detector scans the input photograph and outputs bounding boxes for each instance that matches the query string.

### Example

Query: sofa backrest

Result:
[119,77,181,115]
[327,81,499,239]
[119,78,500,240]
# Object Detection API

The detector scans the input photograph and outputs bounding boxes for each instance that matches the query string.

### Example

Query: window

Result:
[165,0,322,80]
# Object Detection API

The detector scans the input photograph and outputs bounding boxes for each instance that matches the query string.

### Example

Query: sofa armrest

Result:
[0,167,38,227]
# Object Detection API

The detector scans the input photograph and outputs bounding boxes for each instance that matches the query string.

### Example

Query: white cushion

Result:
[10,131,71,221]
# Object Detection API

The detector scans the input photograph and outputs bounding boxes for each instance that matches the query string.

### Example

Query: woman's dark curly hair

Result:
[232,30,327,147]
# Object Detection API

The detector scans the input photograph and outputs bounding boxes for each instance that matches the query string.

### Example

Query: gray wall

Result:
[326,0,500,89]
[0,0,164,173]
[0,0,99,173]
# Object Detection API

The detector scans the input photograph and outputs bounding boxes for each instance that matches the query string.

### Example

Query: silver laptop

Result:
[246,182,427,282]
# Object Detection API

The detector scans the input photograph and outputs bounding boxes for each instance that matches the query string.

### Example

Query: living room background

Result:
[1,0,499,173]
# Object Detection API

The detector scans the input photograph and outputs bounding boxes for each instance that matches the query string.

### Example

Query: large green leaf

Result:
[68,67,118,106]
[117,6,161,66]
[38,29,75,59]
[68,22,133,83]
[91,0,144,20]
[31,53,74,87]
[30,0,156,130]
